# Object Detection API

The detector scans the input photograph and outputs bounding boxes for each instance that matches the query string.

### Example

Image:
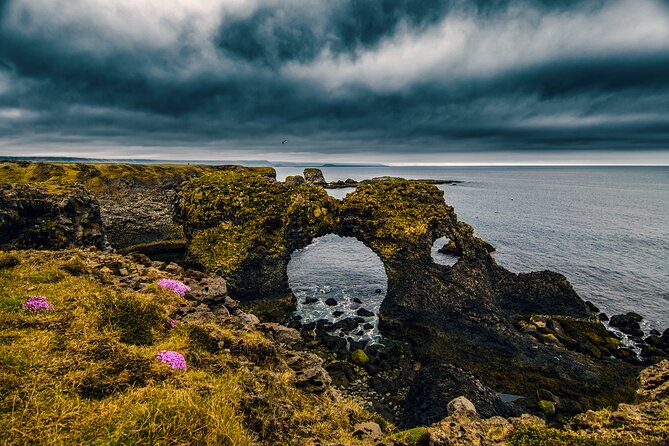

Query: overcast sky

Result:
[1,0,669,164]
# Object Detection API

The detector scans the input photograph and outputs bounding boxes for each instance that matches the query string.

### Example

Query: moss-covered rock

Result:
[181,169,338,308]
[0,183,105,250]
[351,348,370,366]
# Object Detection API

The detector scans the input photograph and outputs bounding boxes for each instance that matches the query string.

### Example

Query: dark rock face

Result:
[0,184,105,250]
[180,175,640,414]
[610,312,644,338]
[401,363,521,427]
[0,161,271,251]
[303,168,326,185]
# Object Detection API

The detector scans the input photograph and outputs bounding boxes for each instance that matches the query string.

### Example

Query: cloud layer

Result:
[1,0,668,162]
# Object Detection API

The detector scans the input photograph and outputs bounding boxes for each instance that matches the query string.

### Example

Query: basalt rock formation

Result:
[180,168,641,416]
[0,161,266,252]
[0,183,105,250]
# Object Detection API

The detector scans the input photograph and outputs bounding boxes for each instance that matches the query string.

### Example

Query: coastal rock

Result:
[447,396,478,416]
[303,168,326,185]
[286,351,331,393]
[0,184,105,250]
[401,363,520,427]
[356,308,374,317]
[258,322,302,346]
[610,312,644,337]
[285,175,306,186]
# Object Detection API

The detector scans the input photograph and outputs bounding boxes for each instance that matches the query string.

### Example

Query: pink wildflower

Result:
[22,296,52,314]
[157,279,191,297]
[155,350,187,370]
[168,319,178,328]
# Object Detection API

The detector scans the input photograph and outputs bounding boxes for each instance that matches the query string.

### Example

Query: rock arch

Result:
[180,168,640,413]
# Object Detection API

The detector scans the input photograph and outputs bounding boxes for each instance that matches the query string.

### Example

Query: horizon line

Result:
[0,155,668,167]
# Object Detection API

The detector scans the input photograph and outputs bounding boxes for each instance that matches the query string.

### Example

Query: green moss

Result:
[181,170,337,283]
[0,249,383,446]
[538,400,556,416]
[0,161,259,195]
[60,254,90,276]
[508,424,618,446]
[351,349,370,366]
[384,427,429,445]
[247,294,296,322]
[341,181,455,262]
[30,267,67,284]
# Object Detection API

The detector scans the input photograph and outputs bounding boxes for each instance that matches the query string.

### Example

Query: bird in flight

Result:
[282,139,287,144]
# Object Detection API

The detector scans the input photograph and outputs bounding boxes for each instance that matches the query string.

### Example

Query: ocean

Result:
[278,166,669,338]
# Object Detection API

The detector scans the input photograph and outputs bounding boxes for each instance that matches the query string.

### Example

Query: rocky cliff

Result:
[0,183,104,250]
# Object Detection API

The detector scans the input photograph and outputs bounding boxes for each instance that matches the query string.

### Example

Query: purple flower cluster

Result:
[21,295,52,314]
[167,319,178,328]
[155,350,187,370]
[157,279,191,297]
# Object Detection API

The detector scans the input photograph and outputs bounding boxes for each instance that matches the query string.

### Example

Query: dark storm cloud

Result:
[0,0,668,162]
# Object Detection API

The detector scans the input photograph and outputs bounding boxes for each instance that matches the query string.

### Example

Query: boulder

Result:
[400,364,520,427]
[356,308,375,317]
[286,352,331,393]
[285,175,305,186]
[258,323,302,346]
[610,313,644,337]
[447,396,477,416]
[352,422,383,441]
[303,168,326,185]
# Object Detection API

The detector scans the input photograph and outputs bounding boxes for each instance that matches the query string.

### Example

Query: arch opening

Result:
[431,236,461,267]
[287,234,388,345]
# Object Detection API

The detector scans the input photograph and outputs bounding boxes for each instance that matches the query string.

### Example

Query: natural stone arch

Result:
[180,169,640,414]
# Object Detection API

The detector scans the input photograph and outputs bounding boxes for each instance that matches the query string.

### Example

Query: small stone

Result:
[353,298,362,304]
[351,349,370,366]
[164,262,183,274]
[99,266,112,276]
[447,396,477,416]
[325,297,338,306]
[538,400,556,416]
[356,308,374,317]
[352,422,383,441]
[303,296,318,304]
[118,268,129,276]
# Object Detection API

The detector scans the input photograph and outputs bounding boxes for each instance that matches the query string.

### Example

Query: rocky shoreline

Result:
[2,160,669,445]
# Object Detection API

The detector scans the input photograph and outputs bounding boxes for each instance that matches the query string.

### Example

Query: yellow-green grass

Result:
[0,250,378,445]
[0,161,275,195]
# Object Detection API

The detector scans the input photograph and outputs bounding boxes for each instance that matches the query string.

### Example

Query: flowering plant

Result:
[155,350,187,370]
[157,279,191,297]
[167,319,179,328]
[22,296,53,314]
